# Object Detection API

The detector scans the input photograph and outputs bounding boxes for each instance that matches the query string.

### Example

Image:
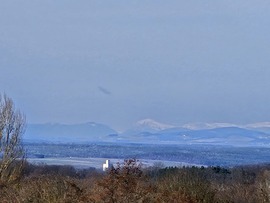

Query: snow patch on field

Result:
[27,157,203,169]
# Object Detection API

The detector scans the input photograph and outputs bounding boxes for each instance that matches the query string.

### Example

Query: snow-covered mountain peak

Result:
[136,119,174,131]
[245,122,270,129]
[182,122,238,130]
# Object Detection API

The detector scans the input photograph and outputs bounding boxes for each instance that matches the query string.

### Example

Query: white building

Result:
[102,159,111,171]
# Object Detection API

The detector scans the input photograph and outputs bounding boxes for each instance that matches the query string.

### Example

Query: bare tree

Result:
[0,94,26,185]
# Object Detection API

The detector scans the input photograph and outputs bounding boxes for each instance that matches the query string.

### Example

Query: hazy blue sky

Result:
[1,0,270,130]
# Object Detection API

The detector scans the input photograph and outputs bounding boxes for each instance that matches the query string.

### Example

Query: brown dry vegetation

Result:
[0,159,270,202]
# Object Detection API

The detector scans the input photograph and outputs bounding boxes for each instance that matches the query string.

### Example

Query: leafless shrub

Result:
[17,174,83,203]
[87,159,153,203]
[256,169,270,203]
[155,167,215,203]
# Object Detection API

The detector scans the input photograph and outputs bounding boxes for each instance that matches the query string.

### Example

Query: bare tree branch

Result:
[0,94,26,185]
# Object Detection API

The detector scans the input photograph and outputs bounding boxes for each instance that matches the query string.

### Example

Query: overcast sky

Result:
[1,0,270,130]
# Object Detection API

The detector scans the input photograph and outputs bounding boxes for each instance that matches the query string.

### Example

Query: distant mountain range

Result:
[24,119,270,146]
[24,122,117,143]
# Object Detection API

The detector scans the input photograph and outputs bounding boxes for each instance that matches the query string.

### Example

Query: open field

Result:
[25,142,270,168]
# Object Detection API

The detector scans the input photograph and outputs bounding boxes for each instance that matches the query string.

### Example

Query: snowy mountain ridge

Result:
[137,119,270,131]
[135,119,175,131]
[182,122,238,130]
